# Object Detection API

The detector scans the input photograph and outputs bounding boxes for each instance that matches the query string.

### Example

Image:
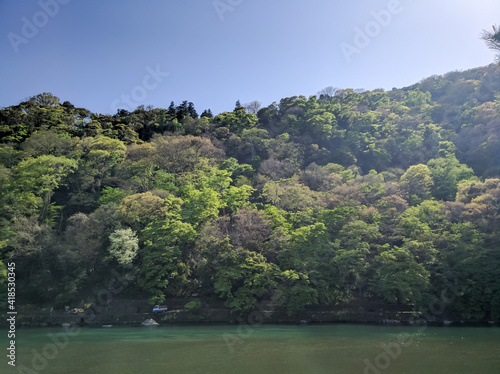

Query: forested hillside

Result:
[1,63,500,320]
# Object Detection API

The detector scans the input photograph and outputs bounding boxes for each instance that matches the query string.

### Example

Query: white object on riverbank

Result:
[141,319,159,326]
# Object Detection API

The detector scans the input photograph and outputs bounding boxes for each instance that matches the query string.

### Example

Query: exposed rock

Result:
[141,318,159,326]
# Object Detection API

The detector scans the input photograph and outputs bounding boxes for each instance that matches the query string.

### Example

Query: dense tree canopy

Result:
[1,62,500,320]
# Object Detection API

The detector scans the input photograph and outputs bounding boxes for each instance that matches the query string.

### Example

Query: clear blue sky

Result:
[1,0,499,115]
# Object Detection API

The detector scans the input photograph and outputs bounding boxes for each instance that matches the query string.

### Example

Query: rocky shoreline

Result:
[2,297,498,329]
[2,309,498,329]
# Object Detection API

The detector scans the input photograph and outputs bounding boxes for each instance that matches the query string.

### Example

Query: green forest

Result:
[1,59,500,320]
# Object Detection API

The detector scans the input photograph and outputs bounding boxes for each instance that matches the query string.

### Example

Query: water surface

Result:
[3,324,499,373]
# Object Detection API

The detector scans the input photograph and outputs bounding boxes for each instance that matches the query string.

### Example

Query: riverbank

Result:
[2,297,499,328]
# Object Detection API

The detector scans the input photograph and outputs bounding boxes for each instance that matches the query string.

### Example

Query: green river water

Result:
[2,324,499,374]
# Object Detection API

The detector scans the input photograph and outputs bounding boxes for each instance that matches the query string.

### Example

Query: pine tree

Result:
[201,109,213,118]
[187,102,198,119]
[234,100,244,111]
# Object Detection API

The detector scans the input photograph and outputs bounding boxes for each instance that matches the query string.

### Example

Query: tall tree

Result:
[399,164,434,206]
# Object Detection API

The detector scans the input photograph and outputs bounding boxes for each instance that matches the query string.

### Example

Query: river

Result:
[3,324,500,373]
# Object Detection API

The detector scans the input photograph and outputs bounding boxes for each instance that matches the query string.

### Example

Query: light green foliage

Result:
[427,155,475,201]
[399,200,445,240]
[404,89,433,115]
[222,185,254,213]
[108,228,139,266]
[181,187,224,227]
[14,155,78,196]
[214,107,257,134]
[153,170,178,193]
[263,205,292,232]
[281,223,330,267]
[99,187,131,205]
[12,155,77,219]
[219,157,254,178]
[86,136,127,167]
[139,216,197,304]
[305,112,337,139]
[400,164,434,206]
